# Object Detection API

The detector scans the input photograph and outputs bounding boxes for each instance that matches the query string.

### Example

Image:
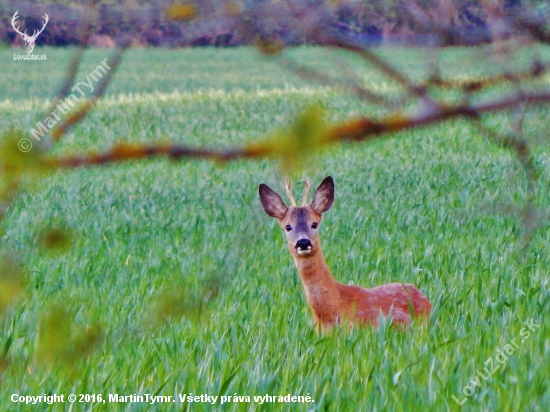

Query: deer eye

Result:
[285,225,292,231]
[311,222,318,229]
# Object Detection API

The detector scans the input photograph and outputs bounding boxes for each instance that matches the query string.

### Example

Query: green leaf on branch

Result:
[0,255,26,316]
[246,104,331,173]
[36,303,102,371]
[0,130,45,207]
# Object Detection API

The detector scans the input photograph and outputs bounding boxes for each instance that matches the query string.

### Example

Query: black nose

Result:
[296,239,312,251]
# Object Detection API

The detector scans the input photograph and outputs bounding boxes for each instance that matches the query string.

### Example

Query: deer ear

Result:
[259,184,288,219]
[311,176,334,214]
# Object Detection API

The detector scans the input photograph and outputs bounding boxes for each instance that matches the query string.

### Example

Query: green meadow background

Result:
[0,46,549,410]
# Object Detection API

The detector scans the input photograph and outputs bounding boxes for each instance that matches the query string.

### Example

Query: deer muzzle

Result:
[295,238,313,255]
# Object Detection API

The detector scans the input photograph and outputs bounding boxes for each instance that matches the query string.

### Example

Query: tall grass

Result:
[0,46,548,411]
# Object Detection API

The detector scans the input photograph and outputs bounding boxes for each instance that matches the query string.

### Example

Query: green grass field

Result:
[0,46,549,411]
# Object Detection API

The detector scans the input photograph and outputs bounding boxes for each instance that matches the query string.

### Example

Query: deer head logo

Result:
[11,11,49,54]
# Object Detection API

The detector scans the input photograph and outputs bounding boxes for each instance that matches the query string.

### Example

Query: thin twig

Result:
[50,44,129,142]
[278,55,390,106]
[43,89,550,169]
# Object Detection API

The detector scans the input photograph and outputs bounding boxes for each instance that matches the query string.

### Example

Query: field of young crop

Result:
[0,46,549,411]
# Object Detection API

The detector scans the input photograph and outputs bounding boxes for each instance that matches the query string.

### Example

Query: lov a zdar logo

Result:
[11,10,49,54]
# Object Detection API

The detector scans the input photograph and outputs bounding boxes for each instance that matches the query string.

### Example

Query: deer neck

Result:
[293,250,335,283]
[292,250,342,323]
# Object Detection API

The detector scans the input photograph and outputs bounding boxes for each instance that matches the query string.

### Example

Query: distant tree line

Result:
[1,0,547,48]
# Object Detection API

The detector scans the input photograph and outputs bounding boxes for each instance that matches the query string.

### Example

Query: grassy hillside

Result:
[0,46,549,411]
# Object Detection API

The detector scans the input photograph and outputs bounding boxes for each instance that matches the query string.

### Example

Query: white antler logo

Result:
[11,11,49,54]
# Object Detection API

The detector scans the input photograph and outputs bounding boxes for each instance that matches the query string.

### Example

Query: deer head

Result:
[259,176,335,259]
[11,11,49,54]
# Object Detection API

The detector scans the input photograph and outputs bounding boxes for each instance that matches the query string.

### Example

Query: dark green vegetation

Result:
[0,47,549,410]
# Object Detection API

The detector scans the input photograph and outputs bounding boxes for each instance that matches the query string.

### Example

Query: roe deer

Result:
[259,176,432,332]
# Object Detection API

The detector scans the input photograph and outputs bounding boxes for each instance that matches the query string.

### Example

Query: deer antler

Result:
[11,12,48,40]
[30,13,49,40]
[285,177,312,205]
[11,11,25,36]
[33,13,50,37]
[301,178,311,205]
[285,177,297,206]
